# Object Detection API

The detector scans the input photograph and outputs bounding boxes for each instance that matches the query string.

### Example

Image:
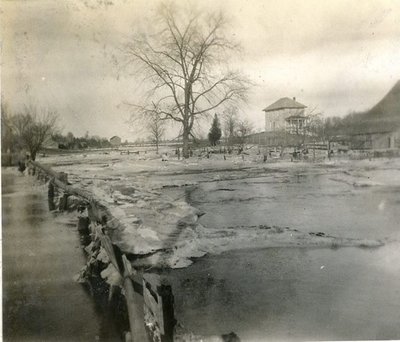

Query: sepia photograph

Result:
[1,0,400,341]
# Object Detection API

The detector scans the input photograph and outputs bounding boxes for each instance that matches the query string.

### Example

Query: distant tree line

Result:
[221,107,253,150]
[1,102,112,164]
[52,132,112,150]
[1,102,58,161]
[269,107,400,156]
[322,111,399,136]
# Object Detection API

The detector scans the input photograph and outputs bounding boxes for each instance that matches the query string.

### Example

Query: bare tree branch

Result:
[122,3,250,157]
[6,105,58,160]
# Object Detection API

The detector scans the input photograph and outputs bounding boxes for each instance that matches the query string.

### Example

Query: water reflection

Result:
[164,245,400,341]
[193,172,400,240]
[2,171,122,341]
[162,166,400,341]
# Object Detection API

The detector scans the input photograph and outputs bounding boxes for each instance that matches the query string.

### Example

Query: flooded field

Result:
[2,170,122,341]
[18,153,400,341]
[189,166,400,240]
[162,161,400,341]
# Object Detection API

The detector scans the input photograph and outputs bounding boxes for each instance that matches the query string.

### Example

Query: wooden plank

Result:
[122,255,135,278]
[124,276,142,342]
[121,255,145,342]
[94,224,120,272]
[158,284,174,342]
[143,278,164,334]
[142,274,174,342]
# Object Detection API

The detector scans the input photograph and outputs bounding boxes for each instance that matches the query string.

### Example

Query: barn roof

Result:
[263,97,307,112]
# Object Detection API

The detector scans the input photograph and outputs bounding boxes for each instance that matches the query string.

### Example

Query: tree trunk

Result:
[328,140,331,160]
[155,137,159,154]
[280,145,285,158]
[182,127,190,158]
[31,149,37,161]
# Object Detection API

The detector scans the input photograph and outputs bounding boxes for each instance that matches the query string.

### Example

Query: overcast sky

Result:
[1,0,400,140]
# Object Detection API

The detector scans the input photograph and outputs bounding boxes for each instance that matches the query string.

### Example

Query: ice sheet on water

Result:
[39,152,397,268]
[129,222,384,269]
[101,263,122,286]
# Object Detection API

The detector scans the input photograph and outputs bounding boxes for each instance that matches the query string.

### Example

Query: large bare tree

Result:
[124,4,249,158]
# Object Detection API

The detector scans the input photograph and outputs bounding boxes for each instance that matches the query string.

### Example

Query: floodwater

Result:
[163,163,400,341]
[190,168,400,240]
[2,170,121,341]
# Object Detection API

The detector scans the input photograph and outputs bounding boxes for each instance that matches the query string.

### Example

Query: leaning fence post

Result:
[122,255,142,342]
[48,181,56,211]
[158,283,174,342]
[143,274,175,342]
[27,160,179,342]
[77,215,90,233]
[59,193,69,211]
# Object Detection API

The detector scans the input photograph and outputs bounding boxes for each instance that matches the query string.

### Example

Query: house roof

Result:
[110,136,121,140]
[263,97,307,112]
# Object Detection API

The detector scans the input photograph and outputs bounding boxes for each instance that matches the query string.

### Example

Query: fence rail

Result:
[27,160,175,342]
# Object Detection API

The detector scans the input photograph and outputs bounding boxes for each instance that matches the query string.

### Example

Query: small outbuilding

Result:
[110,136,122,147]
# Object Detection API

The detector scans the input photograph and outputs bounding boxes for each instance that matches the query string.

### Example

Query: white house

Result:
[263,97,307,133]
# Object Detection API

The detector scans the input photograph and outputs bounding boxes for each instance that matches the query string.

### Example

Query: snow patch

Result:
[100,263,123,286]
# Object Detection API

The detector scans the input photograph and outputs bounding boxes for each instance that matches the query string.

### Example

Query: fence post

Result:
[59,193,69,211]
[158,283,174,342]
[48,181,56,211]
[58,172,68,184]
[121,255,143,342]
[27,160,178,342]
[143,274,175,342]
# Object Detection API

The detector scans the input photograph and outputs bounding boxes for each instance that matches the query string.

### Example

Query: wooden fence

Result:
[27,160,175,342]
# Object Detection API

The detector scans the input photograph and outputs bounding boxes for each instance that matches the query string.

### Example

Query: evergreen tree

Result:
[208,114,222,146]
